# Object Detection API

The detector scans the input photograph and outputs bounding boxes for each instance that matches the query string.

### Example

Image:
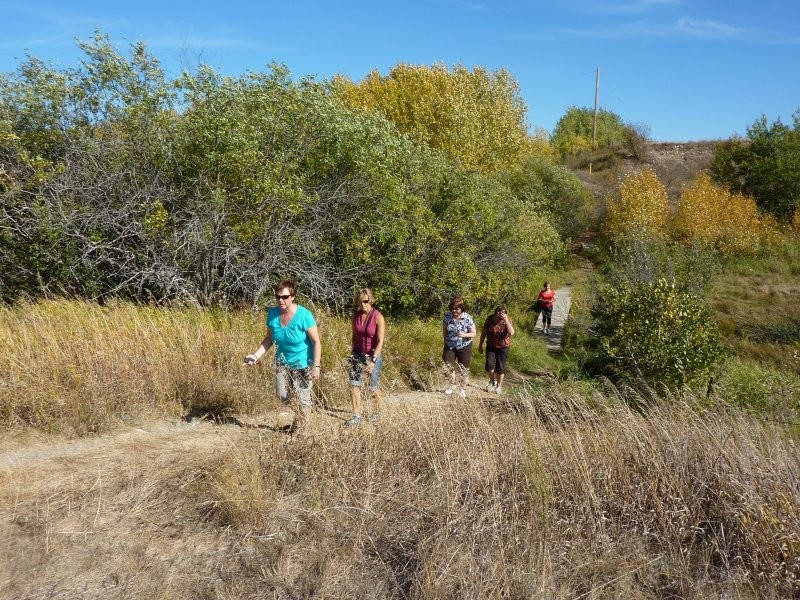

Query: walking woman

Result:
[537,281,556,335]
[244,279,322,433]
[478,304,515,395]
[442,296,476,398]
[344,288,385,427]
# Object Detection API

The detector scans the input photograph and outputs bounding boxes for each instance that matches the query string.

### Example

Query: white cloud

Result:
[675,17,739,39]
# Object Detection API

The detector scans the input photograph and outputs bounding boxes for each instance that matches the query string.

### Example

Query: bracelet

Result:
[313,365,321,368]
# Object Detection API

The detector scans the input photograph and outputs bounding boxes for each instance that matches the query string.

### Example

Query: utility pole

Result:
[589,66,599,175]
[592,67,600,151]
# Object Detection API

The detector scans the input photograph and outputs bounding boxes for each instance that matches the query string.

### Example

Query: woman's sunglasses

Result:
[275,294,292,300]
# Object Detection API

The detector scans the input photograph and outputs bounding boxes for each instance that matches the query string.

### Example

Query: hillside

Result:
[571,140,717,205]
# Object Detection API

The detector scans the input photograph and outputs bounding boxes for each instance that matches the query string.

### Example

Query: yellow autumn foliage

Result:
[604,167,669,240]
[672,172,782,255]
[333,63,537,173]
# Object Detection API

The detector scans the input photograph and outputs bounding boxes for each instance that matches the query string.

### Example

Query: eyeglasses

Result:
[275,294,292,300]
[360,300,370,305]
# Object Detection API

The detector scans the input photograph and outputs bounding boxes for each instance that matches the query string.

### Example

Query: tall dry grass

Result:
[0,300,272,434]
[195,388,799,599]
[0,300,443,434]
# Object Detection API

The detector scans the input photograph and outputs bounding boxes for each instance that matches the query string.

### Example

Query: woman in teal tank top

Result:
[244,279,322,433]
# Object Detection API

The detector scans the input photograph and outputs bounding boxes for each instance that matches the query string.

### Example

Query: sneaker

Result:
[494,386,503,395]
[344,414,362,427]
[444,385,455,395]
[459,388,467,399]
[486,381,497,392]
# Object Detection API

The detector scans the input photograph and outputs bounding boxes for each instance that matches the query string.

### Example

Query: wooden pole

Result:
[592,67,600,151]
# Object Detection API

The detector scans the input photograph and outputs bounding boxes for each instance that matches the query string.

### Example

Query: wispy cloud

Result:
[508,16,753,42]
[674,17,739,39]
[570,0,682,15]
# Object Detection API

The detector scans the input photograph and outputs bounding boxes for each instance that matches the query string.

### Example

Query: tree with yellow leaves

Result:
[333,63,533,173]
[672,172,780,255]
[603,167,669,241]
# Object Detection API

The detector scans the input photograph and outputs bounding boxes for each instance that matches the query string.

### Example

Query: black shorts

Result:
[443,343,473,368]
[485,345,510,374]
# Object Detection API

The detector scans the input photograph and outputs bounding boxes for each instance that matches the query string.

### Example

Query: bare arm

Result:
[478,321,487,352]
[306,325,322,382]
[244,330,274,365]
[366,314,386,372]
[504,315,515,337]
[460,324,477,339]
[373,314,385,358]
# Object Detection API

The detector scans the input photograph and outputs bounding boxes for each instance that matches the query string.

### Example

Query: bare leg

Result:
[350,385,362,416]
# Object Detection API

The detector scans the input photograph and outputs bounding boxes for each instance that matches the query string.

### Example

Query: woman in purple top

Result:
[344,288,385,426]
[442,296,476,398]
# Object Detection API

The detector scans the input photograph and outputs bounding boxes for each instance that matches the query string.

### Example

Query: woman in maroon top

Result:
[345,288,385,426]
[478,305,515,394]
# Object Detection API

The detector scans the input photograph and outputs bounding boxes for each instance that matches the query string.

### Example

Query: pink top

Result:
[352,308,381,355]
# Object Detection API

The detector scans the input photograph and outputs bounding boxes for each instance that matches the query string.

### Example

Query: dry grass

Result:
[190,389,799,599]
[3,388,796,598]
[0,299,274,434]
[2,299,799,598]
[0,300,434,435]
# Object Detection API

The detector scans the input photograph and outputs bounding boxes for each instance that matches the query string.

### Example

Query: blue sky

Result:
[1,0,798,141]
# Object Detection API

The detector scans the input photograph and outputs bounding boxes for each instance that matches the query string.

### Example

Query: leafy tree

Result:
[333,63,533,173]
[551,106,627,156]
[672,172,781,255]
[710,111,800,220]
[496,154,594,239]
[603,167,669,241]
[0,35,562,314]
[592,279,725,388]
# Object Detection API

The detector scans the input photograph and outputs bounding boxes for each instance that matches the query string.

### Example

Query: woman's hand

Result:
[243,354,258,366]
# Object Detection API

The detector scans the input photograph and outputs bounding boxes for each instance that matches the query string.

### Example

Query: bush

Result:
[672,172,782,255]
[603,167,669,241]
[496,154,594,240]
[716,357,800,416]
[591,279,725,388]
[603,233,721,293]
[551,106,627,156]
[710,112,800,220]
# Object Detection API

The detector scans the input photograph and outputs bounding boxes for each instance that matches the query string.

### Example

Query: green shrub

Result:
[591,279,725,389]
[710,112,800,220]
[716,357,800,416]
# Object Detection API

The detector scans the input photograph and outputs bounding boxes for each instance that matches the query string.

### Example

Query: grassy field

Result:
[1,294,799,597]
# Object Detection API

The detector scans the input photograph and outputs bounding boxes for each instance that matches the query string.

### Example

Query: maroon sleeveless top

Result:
[352,308,380,355]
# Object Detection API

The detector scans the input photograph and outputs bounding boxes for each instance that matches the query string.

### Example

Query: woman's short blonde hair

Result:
[353,288,375,309]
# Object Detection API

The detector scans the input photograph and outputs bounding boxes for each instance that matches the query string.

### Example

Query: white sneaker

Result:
[486,382,497,392]
[494,386,503,395]
[459,388,467,399]
[444,385,455,395]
